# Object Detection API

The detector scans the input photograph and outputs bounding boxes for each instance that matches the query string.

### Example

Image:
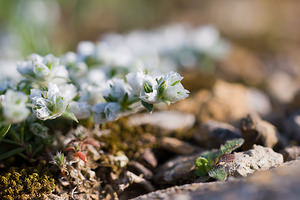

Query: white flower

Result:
[30,122,49,138]
[17,54,69,87]
[160,72,189,103]
[2,90,30,124]
[30,83,76,120]
[92,103,106,124]
[139,75,159,104]
[79,84,105,106]
[69,101,91,119]
[92,102,121,124]
[102,78,130,102]
[104,102,121,121]
[77,41,95,59]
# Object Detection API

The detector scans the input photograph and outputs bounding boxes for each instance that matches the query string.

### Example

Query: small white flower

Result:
[77,41,95,59]
[2,90,30,124]
[139,75,159,104]
[104,102,121,122]
[17,54,70,87]
[92,102,121,124]
[30,83,76,120]
[102,78,130,101]
[92,103,106,124]
[79,84,105,106]
[30,122,49,138]
[160,72,189,103]
[69,101,91,119]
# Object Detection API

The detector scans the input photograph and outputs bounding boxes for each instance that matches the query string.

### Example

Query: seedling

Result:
[194,138,244,181]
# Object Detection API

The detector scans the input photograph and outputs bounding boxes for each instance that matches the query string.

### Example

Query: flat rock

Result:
[132,160,300,200]
[221,145,283,177]
[129,111,196,132]
[194,120,241,148]
[153,153,202,186]
[159,136,197,155]
[240,113,279,150]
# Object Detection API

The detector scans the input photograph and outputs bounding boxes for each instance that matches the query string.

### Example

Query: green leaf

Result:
[0,124,11,140]
[208,167,227,181]
[62,109,79,123]
[0,147,24,160]
[194,157,211,177]
[201,150,217,166]
[171,80,180,86]
[141,101,153,113]
[216,138,244,159]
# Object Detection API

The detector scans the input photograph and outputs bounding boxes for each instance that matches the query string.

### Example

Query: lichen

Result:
[0,164,55,200]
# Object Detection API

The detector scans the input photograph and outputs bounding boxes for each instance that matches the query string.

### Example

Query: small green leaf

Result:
[62,109,79,123]
[194,157,211,177]
[0,147,24,160]
[0,124,11,140]
[216,138,244,159]
[208,167,227,181]
[171,80,180,86]
[141,101,153,113]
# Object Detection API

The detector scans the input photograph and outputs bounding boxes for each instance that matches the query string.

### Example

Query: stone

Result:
[194,120,241,148]
[133,160,300,200]
[159,137,197,155]
[221,145,283,177]
[153,153,202,186]
[127,161,153,180]
[283,111,300,143]
[138,149,158,169]
[173,80,271,123]
[281,146,300,161]
[129,111,196,132]
[240,113,279,150]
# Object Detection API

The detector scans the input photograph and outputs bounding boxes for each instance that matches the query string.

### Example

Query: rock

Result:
[132,160,300,200]
[159,137,197,155]
[138,149,158,169]
[173,80,271,123]
[194,120,241,148]
[153,153,202,186]
[127,161,153,180]
[283,111,300,143]
[281,146,300,161]
[221,145,283,177]
[240,113,279,150]
[129,111,196,132]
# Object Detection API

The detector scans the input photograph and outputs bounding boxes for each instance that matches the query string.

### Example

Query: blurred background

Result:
[1,0,300,103]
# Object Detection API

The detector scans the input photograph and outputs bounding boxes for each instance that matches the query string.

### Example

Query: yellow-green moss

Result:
[99,117,156,159]
[0,164,55,200]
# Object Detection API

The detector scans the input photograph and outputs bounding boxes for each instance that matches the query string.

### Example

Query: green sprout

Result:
[194,138,244,181]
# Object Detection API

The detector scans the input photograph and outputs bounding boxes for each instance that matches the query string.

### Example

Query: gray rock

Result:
[283,111,300,143]
[194,120,241,148]
[132,160,300,200]
[240,113,279,150]
[129,111,196,132]
[281,146,300,161]
[127,161,153,180]
[153,153,202,186]
[159,136,197,155]
[221,145,283,177]
[138,148,157,169]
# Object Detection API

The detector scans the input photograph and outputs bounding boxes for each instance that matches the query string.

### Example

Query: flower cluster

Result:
[74,24,230,75]
[0,30,193,129]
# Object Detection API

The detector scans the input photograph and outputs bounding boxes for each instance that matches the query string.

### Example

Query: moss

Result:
[99,117,156,159]
[0,164,55,200]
